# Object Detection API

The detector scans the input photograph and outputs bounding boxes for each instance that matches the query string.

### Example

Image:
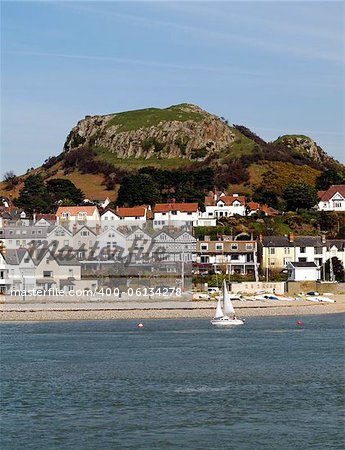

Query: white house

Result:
[317,185,345,212]
[200,192,246,220]
[153,203,199,229]
[96,226,127,261]
[56,206,101,227]
[287,261,320,281]
[0,250,9,294]
[101,206,147,228]
[1,226,48,249]
[4,248,36,292]
[35,250,98,292]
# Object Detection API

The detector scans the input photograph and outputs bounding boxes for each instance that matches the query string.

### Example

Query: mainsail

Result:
[222,280,235,316]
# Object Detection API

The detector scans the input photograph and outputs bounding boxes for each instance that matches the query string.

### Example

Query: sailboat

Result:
[211,281,245,327]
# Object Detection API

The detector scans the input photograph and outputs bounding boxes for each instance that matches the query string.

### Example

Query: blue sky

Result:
[1,1,344,176]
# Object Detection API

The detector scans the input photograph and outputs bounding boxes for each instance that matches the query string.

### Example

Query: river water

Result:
[1,315,344,449]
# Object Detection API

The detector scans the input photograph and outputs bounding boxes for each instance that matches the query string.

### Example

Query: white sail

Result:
[330,257,335,282]
[214,297,224,319]
[223,280,235,316]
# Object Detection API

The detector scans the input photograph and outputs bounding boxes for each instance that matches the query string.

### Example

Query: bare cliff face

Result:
[63,104,236,160]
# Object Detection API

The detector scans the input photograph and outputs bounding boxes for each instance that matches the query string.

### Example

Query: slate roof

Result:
[289,262,317,268]
[262,236,324,247]
[326,239,345,251]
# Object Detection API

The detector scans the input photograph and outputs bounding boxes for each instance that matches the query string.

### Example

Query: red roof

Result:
[317,185,345,202]
[247,201,260,211]
[56,206,98,217]
[35,214,56,221]
[205,195,245,206]
[116,207,146,218]
[154,203,198,213]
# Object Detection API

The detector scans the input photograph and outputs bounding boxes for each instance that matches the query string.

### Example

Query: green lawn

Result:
[106,104,206,132]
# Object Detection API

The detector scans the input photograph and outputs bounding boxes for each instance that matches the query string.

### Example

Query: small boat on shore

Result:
[211,281,245,327]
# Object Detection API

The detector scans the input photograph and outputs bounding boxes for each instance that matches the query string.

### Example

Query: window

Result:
[16,240,20,246]
[201,244,208,251]
[231,255,239,261]
[78,212,86,220]
[314,247,322,255]
[300,247,306,253]
[81,231,89,236]
[283,257,291,266]
[269,248,275,255]
[246,244,253,250]
[334,202,342,208]
[43,271,52,278]
[299,258,307,262]
[215,243,223,250]
[37,230,42,235]
[187,212,192,215]
[284,247,290,254]
[231,244,238,250]
[24,258,30,263]
[64,240,69,246]
[171,210,177,215]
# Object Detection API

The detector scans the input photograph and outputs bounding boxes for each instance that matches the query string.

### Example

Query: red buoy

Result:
[296,320,302,325]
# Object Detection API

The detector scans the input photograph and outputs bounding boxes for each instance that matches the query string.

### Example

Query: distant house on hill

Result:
[246,201,279,217]
[200,192,246,220]
[317,185,345,212]
[83,197,111,209]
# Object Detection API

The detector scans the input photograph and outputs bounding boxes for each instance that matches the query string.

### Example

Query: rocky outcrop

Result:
[274,135,334,165]
[63,104,236,160]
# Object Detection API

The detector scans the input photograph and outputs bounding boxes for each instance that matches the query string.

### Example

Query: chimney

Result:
[288,232,294,243]
[258,233,263,242]
[321,234,326,244]
[213,192,217,202]
[233,193,239,197]
[96,224,101,235]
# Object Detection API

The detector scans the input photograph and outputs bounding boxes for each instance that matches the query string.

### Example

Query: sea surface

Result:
[1,315,344,450]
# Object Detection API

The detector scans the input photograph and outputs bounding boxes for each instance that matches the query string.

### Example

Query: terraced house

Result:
[194,238,257,275]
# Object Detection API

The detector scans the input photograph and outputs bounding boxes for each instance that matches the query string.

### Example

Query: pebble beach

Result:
[1,295,344,321]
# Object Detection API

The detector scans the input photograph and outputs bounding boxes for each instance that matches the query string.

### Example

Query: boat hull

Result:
[211,318,245,327]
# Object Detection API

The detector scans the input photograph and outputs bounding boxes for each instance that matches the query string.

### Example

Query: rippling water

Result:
[1,315,344,449]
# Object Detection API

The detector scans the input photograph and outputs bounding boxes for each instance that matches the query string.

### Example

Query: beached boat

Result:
[211,281,245,327]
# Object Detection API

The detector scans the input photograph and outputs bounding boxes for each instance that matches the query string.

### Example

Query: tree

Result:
[117,174,160,206]
[3,170,18,189]
[325,257,344,282]
[14,174,52,213]
[316,168,345,190]
[283,182,318,211]
[46,178,84,205]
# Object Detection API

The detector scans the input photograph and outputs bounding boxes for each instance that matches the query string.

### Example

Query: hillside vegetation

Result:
[1,103,344,210]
